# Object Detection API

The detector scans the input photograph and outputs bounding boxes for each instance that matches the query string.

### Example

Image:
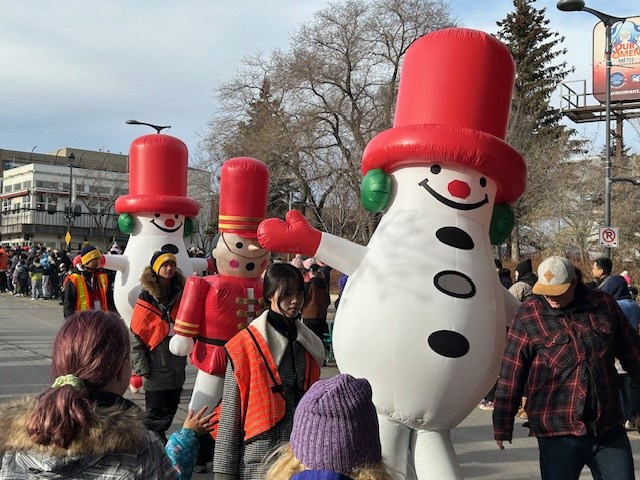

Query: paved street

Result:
[2,292,640,479]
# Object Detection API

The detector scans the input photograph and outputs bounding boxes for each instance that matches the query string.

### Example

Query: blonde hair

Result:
[263,444,395,480]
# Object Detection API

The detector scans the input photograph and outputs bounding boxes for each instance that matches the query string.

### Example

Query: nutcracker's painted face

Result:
[418,164,495,211]
[150,213,183,233]
[213,232,270,278]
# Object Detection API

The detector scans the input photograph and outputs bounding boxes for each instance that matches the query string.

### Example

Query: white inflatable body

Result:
[257,28,526,480]
[103,212,207,326]
[313,165,516,479]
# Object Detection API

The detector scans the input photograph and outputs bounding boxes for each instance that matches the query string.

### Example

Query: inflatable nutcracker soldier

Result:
[169,157,271,413]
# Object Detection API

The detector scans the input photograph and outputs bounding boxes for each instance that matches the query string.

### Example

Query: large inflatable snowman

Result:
[103,134,209,326]
[257,28,526,479]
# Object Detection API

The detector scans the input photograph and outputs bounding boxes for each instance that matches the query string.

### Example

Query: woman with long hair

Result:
[0,310,211,480]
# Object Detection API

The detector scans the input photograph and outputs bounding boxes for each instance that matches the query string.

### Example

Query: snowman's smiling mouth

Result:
[151,219,182,233]
[418,179,488,211]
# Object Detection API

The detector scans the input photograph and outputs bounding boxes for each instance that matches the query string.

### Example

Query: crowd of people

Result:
[0,244,72,300]
[5,239,640,480]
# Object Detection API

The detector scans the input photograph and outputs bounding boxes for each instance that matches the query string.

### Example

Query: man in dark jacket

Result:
[493,256,640,479]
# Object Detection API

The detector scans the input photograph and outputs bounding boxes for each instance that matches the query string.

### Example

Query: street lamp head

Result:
[125,119,171,134]
[557,0,585,12]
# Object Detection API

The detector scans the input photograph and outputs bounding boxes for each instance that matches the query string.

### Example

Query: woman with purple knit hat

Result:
[264,374,393,480]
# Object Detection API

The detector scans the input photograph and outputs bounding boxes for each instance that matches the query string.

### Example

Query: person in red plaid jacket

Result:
[493,255,640,480]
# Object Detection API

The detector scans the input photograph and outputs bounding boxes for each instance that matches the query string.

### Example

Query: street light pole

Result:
[66,152,75,247]
[556,0,626,259]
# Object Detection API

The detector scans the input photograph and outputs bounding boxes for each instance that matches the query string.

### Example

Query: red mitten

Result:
[258,210,322,256]
[129,374,143,394]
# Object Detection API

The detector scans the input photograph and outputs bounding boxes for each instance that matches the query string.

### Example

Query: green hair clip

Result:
[51,374,85,391]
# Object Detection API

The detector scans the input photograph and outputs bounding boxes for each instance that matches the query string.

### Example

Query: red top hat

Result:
[361,28,526,205]
[218,157,269,239]
[115,134,200,216]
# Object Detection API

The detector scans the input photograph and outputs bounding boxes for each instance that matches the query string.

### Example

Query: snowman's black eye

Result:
[480,177,487,187]
[154,213,160,218]
[430,165,441,174]
[236,242,243,249]
[174,214,179,219]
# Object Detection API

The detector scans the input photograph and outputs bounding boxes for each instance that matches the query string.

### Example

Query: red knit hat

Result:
[217,157,269,239]
[115,134,200,216]
[361,28,526,205]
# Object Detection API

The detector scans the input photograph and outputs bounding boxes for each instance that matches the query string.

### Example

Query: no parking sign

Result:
[599,227,619,248]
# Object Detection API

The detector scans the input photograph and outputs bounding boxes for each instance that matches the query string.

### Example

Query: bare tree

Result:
[73,169,127,250]
[199,0,458,244]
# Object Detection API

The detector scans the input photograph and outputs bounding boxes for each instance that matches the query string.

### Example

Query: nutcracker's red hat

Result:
[115,134,200,216]
[218,157,269,239]
[361,28,526,205]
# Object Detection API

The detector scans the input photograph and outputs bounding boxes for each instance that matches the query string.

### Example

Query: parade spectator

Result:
[302,264,331,347]
[494,258,512,289]
[12,258,29,297]
[591,256,613,290]
[28,256,45,300]
[0,246,9,292]
[57,263,68,304]
[0,310,213,480]
[508,258,537,301]
[62,245,113,319]
[40,248,52,299]
[264,374,393,480]
[602,274,640,430]
[7,249,20,294]
[212,263,325,480]
[316,260,332,291]
[493,256,640,480]
[621,270,638,300]
[130,249,188,443]
[334,273,348,309]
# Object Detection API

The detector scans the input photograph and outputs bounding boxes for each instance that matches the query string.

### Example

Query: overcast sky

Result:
[1,0,638,158]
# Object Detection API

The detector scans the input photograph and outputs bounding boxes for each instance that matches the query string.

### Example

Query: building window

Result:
[35,194,59,211]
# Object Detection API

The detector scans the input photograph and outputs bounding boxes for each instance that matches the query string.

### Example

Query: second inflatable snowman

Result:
[258,28,526,479]
[103,134,209,327]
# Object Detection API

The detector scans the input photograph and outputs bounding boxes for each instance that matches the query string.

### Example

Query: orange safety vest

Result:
[131,298,179,350]
[68,271,109,313]
[214,323,320,442]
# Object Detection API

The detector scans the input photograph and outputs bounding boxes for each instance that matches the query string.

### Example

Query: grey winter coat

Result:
[0,396,180,479]
[130,267,187,391]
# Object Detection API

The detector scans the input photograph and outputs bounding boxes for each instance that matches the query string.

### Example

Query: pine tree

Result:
[496,0,575,259]
[497,0,572,147]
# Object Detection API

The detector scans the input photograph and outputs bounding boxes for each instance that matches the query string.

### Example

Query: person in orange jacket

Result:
[130,248,187,443]
[212,263,325,480]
